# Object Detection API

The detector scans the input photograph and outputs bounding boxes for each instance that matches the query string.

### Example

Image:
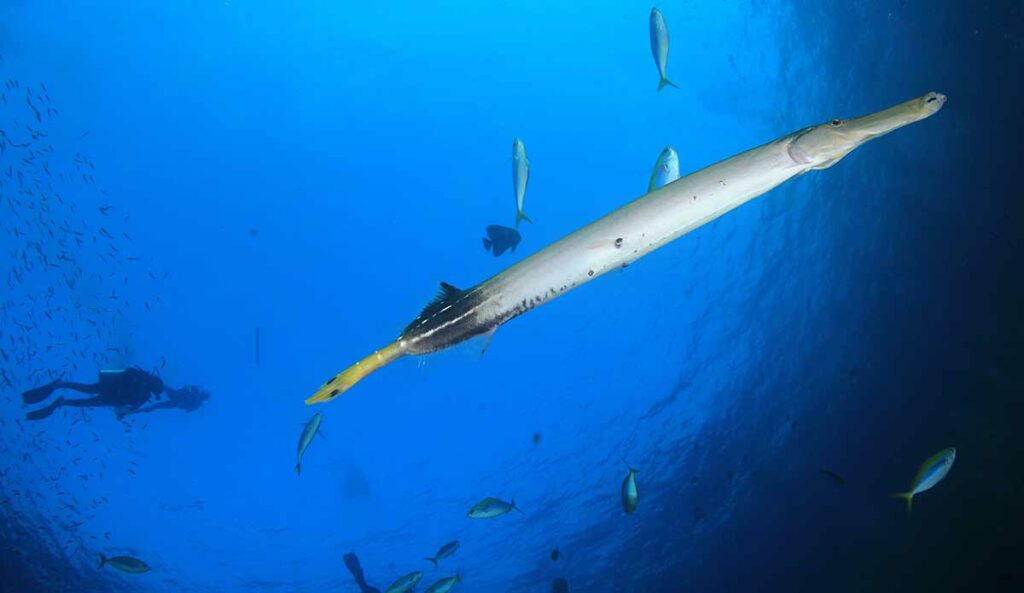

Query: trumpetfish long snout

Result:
[306,92,946,405]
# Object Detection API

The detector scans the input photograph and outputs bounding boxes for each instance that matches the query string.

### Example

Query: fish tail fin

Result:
[295,463,301,477]
[658,77,679,92]
[516,210,532,227]
[482,237,492,251]
[98,554,106,569]
[890,491,913,515]
[305,341,406,405]
[512,497,524,514]
[425,557,437,567]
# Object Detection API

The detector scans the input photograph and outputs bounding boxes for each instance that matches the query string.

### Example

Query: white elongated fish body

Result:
[295,412,322,475]
[458,93,949,342]
[513,138,530,226]
[648,145,681,192]
[305,93,946,405]
[649,8,677,91]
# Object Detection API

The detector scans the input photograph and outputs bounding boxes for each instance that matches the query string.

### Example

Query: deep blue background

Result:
[1,1,1022,592]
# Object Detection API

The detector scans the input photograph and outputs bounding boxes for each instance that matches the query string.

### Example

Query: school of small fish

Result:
[0,59,172,573]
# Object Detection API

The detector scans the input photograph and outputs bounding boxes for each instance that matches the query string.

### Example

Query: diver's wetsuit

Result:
[22,368,164,421]
[343,553,380,593]
[123,385,210,416]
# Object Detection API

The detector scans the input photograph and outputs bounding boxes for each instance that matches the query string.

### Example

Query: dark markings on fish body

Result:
[330,389,340,397]
[588,270,594,277]
[401,283,489,354]
[614,237,623,248]
[693,195,697,200]
[325,376,336,385]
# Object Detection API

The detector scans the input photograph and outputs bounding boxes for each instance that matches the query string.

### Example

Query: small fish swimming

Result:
[892,447,956,515]
[512,138,531,227]
[424,573,461,593]
[384,571,423,593]
[425,540,459,567]
[98,553,149,574]
[819,468,846,486]
[647,145,680,192]
[467,496,521,519]
[550,546,560,561]
[482,225,522,257]
[621,468,639,514]
[295,412,324,476]
[649,8,679,92]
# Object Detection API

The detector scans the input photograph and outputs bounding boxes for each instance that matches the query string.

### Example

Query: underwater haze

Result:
[2,1,1023,592]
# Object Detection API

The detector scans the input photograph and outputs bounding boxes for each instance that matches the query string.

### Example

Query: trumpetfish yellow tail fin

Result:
[305,341,405,405]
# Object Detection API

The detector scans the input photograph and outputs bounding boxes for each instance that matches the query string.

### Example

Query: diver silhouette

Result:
[22,367,181,421]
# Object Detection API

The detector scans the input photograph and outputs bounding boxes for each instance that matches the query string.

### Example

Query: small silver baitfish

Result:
[295,412,324,476]
[513,138,531,227]
[648,145,680,192]
[621,468,639,514]
[98,553,150,574]
[425,540,459,566]
[892,447,956,514]
[424,573,462,593]
[384,571,423,593]
[649,7,679,92]
[467,496,521,519]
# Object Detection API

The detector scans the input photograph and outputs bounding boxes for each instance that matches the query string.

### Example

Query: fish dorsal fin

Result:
[424,282,461,314]
[403,282,464,335]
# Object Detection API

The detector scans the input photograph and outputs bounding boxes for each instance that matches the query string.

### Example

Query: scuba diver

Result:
[22,367,169,421]
[123,385,210,417]
[343,552,380,593]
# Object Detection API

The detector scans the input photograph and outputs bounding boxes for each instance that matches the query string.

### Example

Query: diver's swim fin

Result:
[21,378,62,405]
[25,397,63,421]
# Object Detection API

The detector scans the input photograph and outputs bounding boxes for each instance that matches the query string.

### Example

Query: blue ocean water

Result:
[1,1,1022,591]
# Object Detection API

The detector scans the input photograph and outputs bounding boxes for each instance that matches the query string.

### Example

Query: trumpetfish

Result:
[306,92,947,405]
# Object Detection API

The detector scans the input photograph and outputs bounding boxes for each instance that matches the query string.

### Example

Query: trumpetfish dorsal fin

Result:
[402,282,464,335]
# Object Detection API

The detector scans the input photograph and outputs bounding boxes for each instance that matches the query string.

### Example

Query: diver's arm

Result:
[123,400,177,415]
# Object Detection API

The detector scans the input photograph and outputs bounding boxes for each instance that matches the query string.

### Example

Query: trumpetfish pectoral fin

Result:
[305,341,405,405]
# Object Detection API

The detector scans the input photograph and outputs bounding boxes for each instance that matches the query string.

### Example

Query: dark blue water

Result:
[2,1,1021,592]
